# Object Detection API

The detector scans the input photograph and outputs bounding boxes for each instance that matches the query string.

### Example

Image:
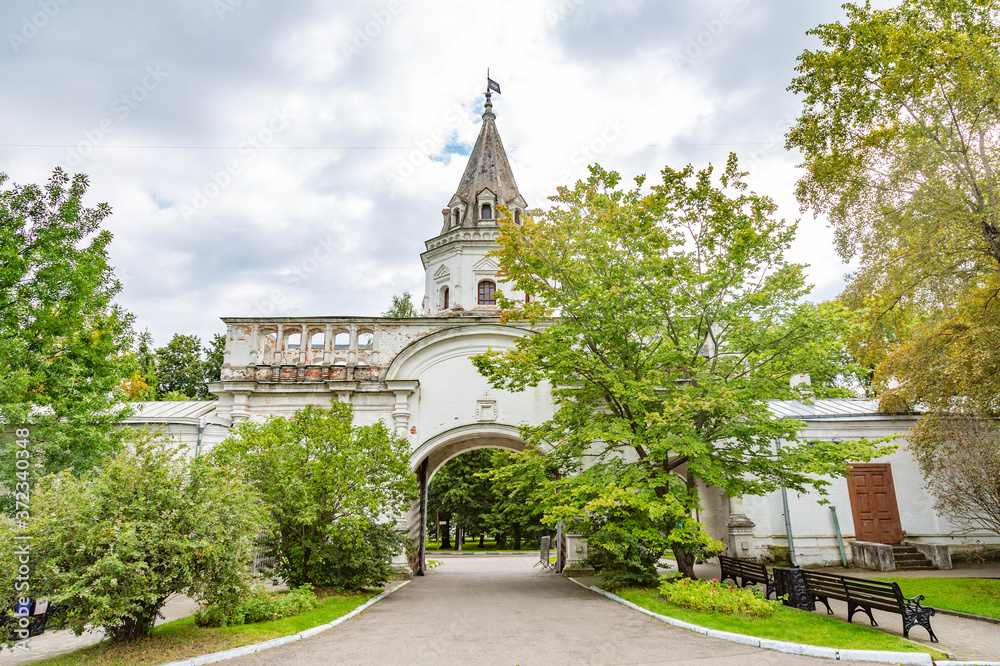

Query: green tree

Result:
[0,168,135,512]
[426,450,495,549]
[120,330,158,401]
[209,401,416,589]
[786,0,1000,415]
[204,332,226,387]
[0,435,265,643]
[155,333,207,399]
[383,291,418,318]
[473,159,891,579]
[479,449,549,550]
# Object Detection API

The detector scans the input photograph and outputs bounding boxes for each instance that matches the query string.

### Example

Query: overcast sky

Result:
[0,0,892,347]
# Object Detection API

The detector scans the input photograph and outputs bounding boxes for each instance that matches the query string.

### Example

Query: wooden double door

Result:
[846,463,904,545]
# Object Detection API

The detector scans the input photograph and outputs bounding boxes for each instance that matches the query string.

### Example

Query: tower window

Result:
[478,280,496,306]
[514,209,521,224]
[481,203,492,220]
[452,209,460,227]
[442,286,449,310]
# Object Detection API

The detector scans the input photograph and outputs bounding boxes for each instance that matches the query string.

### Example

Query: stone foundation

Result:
[851,541,895,571]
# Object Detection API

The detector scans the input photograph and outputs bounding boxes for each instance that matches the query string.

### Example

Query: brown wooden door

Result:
[846,463,904,544]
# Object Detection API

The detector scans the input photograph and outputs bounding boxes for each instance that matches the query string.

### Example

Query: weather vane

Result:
[486,68,501,104]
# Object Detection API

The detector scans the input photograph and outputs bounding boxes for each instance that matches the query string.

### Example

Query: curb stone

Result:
[568,578,939,665]
[156,580,410,666]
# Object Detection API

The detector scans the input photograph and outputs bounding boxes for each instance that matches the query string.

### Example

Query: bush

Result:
[195,585,318,628]
[658,576,780,617]
[209,401,415,590]
[0,436,266,643]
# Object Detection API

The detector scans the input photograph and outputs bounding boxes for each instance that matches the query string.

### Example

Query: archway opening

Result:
[407,428,549,575]
[425,447,545,554]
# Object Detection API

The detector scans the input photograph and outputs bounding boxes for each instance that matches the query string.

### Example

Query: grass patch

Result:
[616,587,946,658]
[30,588,377,666]
[425,538,538,553]
[875,577,1000,619]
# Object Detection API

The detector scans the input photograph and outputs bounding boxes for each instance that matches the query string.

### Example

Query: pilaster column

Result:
[298,324,308,365]
[323,324,333,365]
[249,324,260,366]
[274,324,284,366]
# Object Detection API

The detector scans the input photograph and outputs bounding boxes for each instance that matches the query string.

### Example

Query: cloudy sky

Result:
[0,0,892,347]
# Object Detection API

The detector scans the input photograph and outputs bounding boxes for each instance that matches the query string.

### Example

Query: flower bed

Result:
[658,576,779,617]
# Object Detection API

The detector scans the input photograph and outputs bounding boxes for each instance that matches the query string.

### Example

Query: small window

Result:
[442,287,450,310]
[334,332,349,350]
[287,332,301,350]
[478,280,496,306]
[310,332,324,350]
[452,209,460,227]
[358,332,374,349]
[481,203,491,220]
[514,209,521,225]
[525,293,530,304]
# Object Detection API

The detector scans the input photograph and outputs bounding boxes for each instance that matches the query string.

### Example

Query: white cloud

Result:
[0,0,862,346]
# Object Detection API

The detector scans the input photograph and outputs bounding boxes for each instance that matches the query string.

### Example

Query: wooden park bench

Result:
[718,555,775,599]
[799,569,938,642]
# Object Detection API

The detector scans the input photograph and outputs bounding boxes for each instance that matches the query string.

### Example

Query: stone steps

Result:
[892,545,936,570]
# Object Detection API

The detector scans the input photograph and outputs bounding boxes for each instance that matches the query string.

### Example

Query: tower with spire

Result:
[420,88,527,316]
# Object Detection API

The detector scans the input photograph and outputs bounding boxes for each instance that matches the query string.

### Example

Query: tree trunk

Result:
[495,532,507,549]
[672,546,697,579]
[106,598,164,642]
[440,516,451,549]
[513,523,522,550]
[456,525,463,551]
[670,470,700,579]
[478,533,485,548]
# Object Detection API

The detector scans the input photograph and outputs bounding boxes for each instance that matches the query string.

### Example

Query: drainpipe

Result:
[780,485,799,567]
[195,416,206,458]
[830,506,848,567]
[776,439,799,567]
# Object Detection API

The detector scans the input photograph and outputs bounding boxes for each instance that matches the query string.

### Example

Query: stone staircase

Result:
[892,544,936,571]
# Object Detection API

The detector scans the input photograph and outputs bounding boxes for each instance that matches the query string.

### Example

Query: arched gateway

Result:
[209,90,552,574]
[138,88,986,574]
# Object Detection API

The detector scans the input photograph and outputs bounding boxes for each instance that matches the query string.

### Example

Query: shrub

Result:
[195,585,318,628]
[658,576,780,617]
[209,401,416,590]
[0,436,266,643]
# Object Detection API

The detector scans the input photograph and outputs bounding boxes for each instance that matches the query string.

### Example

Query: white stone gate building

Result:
[131,94,997,574]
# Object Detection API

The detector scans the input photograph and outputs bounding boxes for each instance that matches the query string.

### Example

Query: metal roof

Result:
[124,401,219,424]
[767,398,914,420]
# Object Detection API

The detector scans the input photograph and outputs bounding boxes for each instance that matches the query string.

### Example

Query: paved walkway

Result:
[229,555,828,665]
[813,564,1000,662]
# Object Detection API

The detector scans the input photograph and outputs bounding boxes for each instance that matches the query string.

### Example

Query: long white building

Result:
[129,94,994,574]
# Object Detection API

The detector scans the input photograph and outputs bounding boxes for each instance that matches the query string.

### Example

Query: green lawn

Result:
[616,588,946,658]
[32,589,377,666]
[425,538,538,553]
[875,577,1000,619]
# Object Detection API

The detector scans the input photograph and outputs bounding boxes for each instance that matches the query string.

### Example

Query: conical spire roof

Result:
[451,97,524,214]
